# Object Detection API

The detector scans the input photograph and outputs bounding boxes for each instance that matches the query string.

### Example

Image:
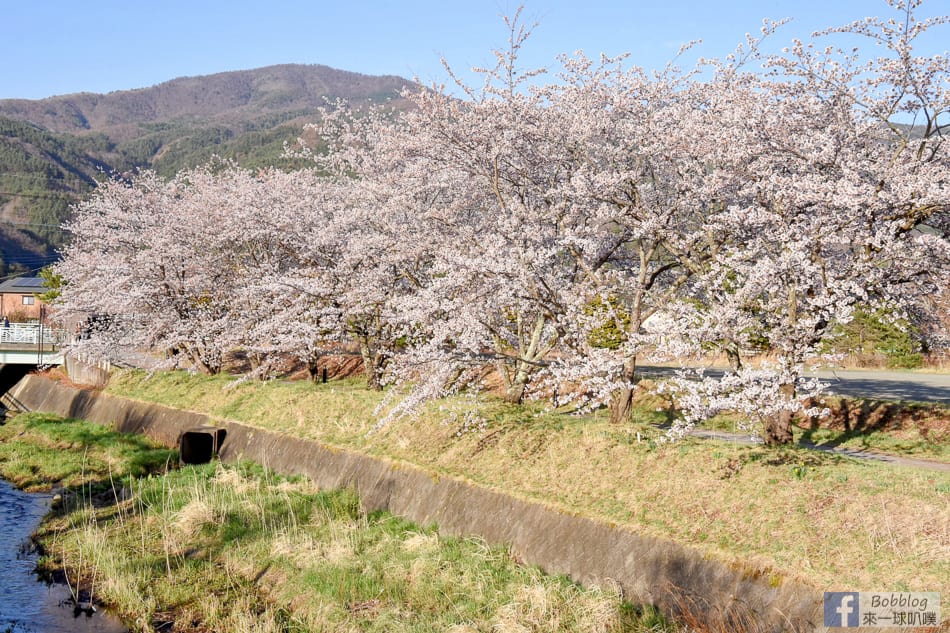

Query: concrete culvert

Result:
[179,426,227,465]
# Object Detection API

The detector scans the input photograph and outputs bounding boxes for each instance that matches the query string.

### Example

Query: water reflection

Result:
[0,478,126,633]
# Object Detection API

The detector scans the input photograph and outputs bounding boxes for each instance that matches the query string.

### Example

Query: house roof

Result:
[0,276,45,294]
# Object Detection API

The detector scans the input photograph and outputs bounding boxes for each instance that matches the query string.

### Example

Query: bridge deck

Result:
[0,324,67,364]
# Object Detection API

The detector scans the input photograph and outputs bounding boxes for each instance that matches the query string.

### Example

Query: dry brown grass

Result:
[105,370,950,599]
[173,498,216,537]
[11,415,698,632]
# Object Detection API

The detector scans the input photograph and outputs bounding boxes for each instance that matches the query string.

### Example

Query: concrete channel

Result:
[7,373,831,632]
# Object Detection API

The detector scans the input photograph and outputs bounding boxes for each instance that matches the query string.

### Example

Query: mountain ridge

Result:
[0,63,417,276]
[0,63,414,136]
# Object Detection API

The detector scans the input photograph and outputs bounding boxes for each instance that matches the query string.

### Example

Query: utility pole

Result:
[36,304,46,365]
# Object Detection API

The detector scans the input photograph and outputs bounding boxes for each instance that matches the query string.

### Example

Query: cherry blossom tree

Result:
[210,168,344,378]
[57,163,335,375]
[299,112,441,390]
[302,13,582,402]
[308,18,758,417]
[56,167,231,374]
[660,0,949,444]
[52,2,947,446]
[540,54,762,423]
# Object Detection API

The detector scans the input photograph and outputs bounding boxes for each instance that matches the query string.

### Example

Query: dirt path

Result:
[691,429,950,472]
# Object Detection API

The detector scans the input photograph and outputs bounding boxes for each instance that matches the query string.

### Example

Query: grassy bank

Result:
[0,413,681,633]
[0,411,177,492]
[102,370,950,599]
[794,396,949,459]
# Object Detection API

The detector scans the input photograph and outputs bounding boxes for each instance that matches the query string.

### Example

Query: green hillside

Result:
[0,117,112,274]
[0,64,414,275]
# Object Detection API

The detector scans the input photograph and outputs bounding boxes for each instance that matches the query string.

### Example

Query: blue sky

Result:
[2,1,948,100]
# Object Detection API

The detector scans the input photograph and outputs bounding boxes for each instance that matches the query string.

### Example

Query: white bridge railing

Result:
[0,323,67,346]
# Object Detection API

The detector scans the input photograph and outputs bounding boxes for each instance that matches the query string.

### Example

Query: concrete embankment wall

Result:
[62,355,111,389]
[10,374,827,632]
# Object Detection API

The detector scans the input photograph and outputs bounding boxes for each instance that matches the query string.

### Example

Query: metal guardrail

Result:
[0,323,67,346]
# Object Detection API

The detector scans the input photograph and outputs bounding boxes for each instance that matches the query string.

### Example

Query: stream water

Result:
[0,478,126,633]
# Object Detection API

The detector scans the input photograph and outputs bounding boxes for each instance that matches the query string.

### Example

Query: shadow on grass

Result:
[795,397,949,457]
[743,448,845,468]
[0,412,178,492]
[798,398,897,448]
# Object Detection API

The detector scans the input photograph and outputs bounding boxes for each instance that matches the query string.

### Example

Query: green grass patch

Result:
[104,369,950,598]
[0,412,176,491]
[794,396,950,460]
[3,416,683,632]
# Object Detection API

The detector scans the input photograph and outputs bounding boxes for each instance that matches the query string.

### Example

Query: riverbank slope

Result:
[7,370,949,630]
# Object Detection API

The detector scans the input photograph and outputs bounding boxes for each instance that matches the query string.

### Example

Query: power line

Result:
[0,258,61,266]
[0,265,57,282]
[0,190,81,200]
[0,221,67,229]
[0,253,60,260]
[0,173,93,183]
[0,253,61,267]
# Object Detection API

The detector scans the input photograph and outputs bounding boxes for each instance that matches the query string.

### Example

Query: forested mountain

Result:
[0,64,415,275]
[0,117,107,274]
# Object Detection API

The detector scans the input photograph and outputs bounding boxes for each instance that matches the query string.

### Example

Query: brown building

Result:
[0,276,47,322]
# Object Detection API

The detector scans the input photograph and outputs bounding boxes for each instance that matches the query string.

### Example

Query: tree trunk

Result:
[503,361,532,404]
[307,358,320,382]
[188,347,220,375]
[725,342,742,372]
[763,382,796,445]
[608,356,637,424]
[504,379,527,404]
[248,352,266,379]
[358,337,384,391]
[365,368,383,391]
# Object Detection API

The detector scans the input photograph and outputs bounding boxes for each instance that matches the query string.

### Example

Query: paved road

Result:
[638,366,950,404]
[808,369,950,404]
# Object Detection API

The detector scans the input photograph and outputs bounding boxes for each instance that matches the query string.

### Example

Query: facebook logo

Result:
[824,592,860,627]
